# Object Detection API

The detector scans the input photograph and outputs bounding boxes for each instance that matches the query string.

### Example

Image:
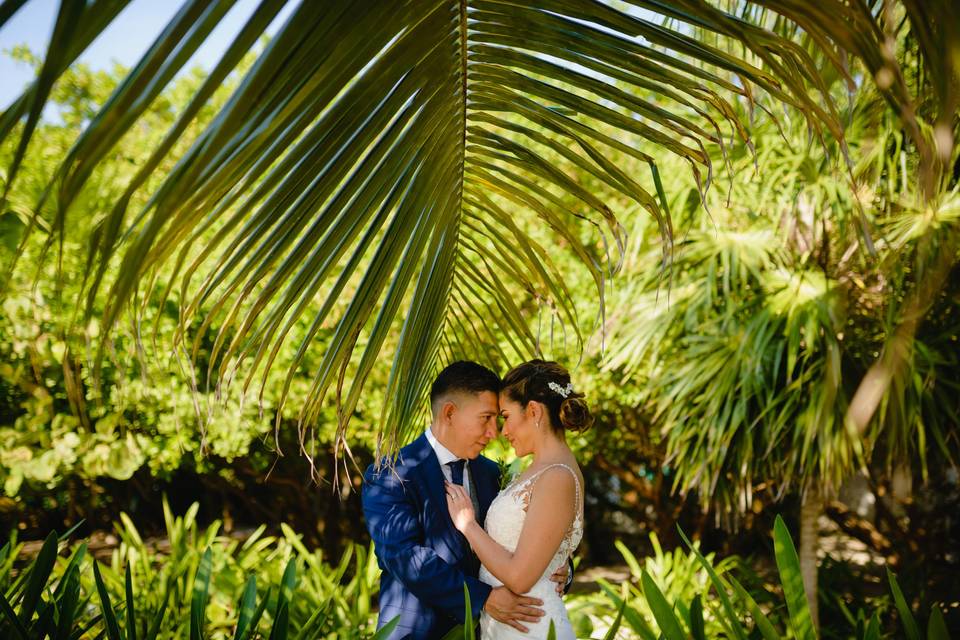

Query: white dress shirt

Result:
[425,426,472,496]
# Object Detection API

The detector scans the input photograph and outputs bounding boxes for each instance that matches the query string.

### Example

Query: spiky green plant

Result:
[0,499,391,639]
[592,518,951,640]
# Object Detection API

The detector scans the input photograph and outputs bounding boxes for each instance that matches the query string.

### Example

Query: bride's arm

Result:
[446,468,576,594]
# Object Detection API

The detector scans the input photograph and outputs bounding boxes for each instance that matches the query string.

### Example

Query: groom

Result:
[363,361,563,638]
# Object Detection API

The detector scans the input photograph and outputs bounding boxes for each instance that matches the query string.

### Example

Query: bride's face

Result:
[499,394,539,457]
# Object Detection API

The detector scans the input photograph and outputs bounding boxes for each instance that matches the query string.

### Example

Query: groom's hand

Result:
[549,562,569,596]
[483,586,544,632]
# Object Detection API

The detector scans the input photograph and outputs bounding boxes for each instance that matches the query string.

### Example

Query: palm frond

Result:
[2,0,872,455]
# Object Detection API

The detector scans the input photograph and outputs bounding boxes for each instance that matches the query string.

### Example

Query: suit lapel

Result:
[473,457,499,526]
[409,434,467,562]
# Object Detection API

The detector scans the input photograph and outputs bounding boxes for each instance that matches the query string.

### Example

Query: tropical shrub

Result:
[588,517,952,640]
[0,498,387,639]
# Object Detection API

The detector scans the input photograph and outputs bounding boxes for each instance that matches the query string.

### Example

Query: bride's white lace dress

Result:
[479,463,584,639]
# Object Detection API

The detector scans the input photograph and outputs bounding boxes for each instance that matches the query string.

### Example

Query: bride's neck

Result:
[531,431,568,463]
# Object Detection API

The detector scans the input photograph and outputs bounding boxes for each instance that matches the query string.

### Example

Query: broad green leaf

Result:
[641,570,686,640]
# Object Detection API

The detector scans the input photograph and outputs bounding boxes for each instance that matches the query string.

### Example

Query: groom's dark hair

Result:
[430,361,500,414]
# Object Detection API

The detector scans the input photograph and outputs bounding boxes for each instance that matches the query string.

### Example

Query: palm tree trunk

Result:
[847,233,958,435]
[800,490,821,632]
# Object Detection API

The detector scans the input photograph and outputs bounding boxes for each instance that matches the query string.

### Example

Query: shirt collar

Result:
[425,426,461,466]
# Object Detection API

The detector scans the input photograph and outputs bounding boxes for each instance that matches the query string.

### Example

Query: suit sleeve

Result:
[564,557,575,594]
[363,463,492,621]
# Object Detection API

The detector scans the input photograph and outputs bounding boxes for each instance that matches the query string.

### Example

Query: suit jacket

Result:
[362,433,501,639]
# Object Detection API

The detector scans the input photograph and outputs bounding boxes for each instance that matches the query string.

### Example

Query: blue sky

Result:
[0,0,295,111]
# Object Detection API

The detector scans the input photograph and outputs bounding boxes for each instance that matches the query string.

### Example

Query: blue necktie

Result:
[448,459,480,519]
[447,459,465,486]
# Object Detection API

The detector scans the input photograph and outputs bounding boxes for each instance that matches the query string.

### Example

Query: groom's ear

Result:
[440,399,457,424]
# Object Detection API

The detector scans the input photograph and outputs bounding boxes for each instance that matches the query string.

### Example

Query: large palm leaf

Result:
[0,0,873,457]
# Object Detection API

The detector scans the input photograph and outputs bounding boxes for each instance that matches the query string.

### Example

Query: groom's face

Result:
[445,390,500,459]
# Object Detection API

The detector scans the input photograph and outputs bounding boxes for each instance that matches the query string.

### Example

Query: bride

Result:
[446,360,592,639]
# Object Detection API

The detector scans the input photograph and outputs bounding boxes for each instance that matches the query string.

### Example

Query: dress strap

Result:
[527,463,582,514]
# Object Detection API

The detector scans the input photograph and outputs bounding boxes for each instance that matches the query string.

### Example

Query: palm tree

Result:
[1,0,956,630]
[0,0,852,453]
[602,7,960,627]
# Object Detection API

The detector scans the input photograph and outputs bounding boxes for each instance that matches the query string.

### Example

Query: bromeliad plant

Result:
[0,499,394,639]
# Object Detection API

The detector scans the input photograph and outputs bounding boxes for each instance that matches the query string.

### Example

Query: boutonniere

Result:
[496,456,519,490]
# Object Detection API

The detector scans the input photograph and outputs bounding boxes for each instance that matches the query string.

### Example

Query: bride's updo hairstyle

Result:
[500,360,594,434]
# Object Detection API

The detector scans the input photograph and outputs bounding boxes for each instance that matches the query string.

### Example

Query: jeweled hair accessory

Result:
[548,381,574,398]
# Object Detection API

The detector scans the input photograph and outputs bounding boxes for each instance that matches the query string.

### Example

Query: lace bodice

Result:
[478,463,583,638]
[485,463,583,569]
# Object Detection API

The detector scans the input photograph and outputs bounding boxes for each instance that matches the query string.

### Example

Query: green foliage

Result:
[601,84,960,518]
[590,517,950,640]
[0,49,383,520]
[0,499,387,639]
[568,533,741,639]
[0,508,951,639]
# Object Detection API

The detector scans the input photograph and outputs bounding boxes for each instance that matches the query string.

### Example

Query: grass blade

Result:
[596,578,657,640]
[863,611,881,640]
[677,527,747,640]
[69,612,104,640]
[0,590,30,640]
[233,575,257,640]
[439,624,466,640]
[125,564,137,640]
[773,515,815,640]
[190,548,213,640]
[603,596,627,640]
[143,582,169,640]
[887,568,921,640]
[728,575,779,640]
[464,583,474,639]
[266,602,288,640]
[927,605,949,640]
[371,615,400,640]
[93,561,124,640]
[19,530,58,625]
[239,586,271,640]
[689,594,706,640]
[267,559,295,640]
[54,563,82,640]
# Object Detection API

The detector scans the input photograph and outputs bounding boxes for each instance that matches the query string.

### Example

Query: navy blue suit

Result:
[362,433,501,639]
